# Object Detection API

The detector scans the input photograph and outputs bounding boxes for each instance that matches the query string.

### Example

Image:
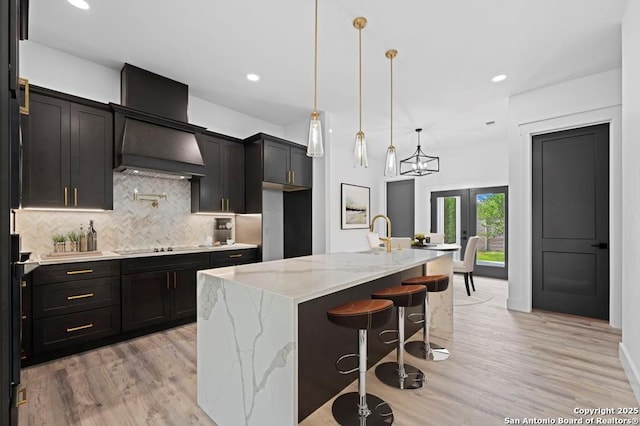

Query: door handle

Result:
[590,243,608,249]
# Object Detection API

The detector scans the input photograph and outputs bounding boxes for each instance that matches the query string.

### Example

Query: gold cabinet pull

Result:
[221,198,225,211]
[173,271,177,289]
[64,187,68,206]
[292,170,295,184]
[229,254,243,258]
[21,315,27,320]
[226,198,230,211]
[20,355,27,361]
[66,269,93,275]
[21,280,27,288]
[19,78,29,115]
[74,188,78,207]
[66,323,93,333]
[16,386,27,406]
[166,272,169,290]
[67,292,94,300]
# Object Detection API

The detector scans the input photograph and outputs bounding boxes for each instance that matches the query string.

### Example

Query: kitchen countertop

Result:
[20,243,258,268]
[199,248,449,304]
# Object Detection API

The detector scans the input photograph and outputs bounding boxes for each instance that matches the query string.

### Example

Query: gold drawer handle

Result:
[66,269,93,275]
[67,293,94,300]
[19,78,29,115]
[228,254,243,258]
[21,280,27,288]
[67,323,94,333]
[16,387,27,406]
[21,315,27,320]
[21,355,27,360]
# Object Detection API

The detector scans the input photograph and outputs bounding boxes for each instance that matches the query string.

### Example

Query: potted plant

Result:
[67,230,79,252]
[414,233,426,246]
[52,234,67,253]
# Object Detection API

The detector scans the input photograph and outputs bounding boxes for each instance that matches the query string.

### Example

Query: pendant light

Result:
[353,17,368,168]
[400,128,440,176]
[384,49,398,177]
[306,0,324,157]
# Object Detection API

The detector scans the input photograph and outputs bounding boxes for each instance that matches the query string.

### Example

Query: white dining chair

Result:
[453,236,480,296]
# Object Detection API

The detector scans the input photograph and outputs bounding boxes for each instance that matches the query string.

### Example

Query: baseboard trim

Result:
[507,297,531,313]
[619,342,640,404]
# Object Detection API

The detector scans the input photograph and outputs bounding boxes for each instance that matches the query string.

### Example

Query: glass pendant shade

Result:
[385,145,397,176]
[306,112,324,157]
[353,131,368,168]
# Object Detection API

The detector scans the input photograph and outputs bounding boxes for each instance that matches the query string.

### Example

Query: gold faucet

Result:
[370,214,392,252]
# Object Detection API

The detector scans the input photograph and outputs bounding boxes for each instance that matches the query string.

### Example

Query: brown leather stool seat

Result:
[370,284,427,390]
[372,284,427,308]
[327,299,395,424]
[402,274,449,292]
[327,299,393,330]
[401,274,451,362]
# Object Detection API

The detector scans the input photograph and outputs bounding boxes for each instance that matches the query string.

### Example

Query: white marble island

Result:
[197,249,454,426]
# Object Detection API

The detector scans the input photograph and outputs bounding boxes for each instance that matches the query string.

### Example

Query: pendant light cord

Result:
[390,54,393,147]
[358,26,362,133]
[313,0,318,112]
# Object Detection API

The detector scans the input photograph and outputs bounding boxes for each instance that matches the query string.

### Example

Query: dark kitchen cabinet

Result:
[262,139,312,187]
[210,248,258,268]
[121,253,207,331]
[192,132,245,213]
[245,133,313,214]
[21,86,113,209]
[122,271,172,331]
[31,260,121,355]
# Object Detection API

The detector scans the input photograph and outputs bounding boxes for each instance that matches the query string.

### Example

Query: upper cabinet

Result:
[262,139,312,188]
[244,133,313,213]
[191,132,245,213]
[21,87,113,210]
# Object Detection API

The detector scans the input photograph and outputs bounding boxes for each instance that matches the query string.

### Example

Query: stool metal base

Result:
[405,341,450,361]
[332,392,393,425]
[375,362,426,389]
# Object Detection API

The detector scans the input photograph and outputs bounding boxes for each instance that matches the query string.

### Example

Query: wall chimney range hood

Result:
[112,64,205,178]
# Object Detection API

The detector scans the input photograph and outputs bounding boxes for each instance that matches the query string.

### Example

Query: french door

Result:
[431,186,508,279]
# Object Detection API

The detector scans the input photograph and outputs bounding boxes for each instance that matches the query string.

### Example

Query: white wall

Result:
[620,1,640,403]
[507,69,623,330]
[19,41,284,139]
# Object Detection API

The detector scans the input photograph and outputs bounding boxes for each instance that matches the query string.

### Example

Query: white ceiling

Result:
[28,0,627,154]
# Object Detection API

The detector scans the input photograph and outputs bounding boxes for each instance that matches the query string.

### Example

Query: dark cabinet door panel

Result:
[122,272,172,331]
[289,146,312,188]
[33,276,120,319]
[70,103,113,209]
[263,140,290,185]
[224,141,245,212]
[33,306,121,354]
[121,253,207,275]
[173,268,197,319]
[192,134,223,212]
[21,93,70,207]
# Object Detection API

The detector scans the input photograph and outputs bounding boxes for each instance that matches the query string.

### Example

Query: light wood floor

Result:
[19,276,638,425]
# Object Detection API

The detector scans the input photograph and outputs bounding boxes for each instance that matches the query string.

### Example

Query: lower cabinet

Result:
[121,253,207,332]
[30,260,121,356]
[210,248,258,267]
[121,267,199,331]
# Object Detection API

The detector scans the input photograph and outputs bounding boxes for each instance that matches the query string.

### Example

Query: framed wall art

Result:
[341,183,370,229]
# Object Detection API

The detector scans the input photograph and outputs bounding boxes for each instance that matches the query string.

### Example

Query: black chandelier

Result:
[399,128,439,176]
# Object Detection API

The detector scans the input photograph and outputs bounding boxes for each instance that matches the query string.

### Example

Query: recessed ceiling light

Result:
[491,74,507,83]
[246,73,260,82]
[68,0,90,10]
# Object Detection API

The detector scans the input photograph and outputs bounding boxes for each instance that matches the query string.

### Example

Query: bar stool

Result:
[327,299,395,425]
[371,284,428,390]
[402,274,450,361]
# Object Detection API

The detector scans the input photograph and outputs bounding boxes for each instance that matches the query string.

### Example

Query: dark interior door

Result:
[532,124,609,319]
[387,179,415,237]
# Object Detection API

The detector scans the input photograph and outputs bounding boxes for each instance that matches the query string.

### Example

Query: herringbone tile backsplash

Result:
[15,173,231,255]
